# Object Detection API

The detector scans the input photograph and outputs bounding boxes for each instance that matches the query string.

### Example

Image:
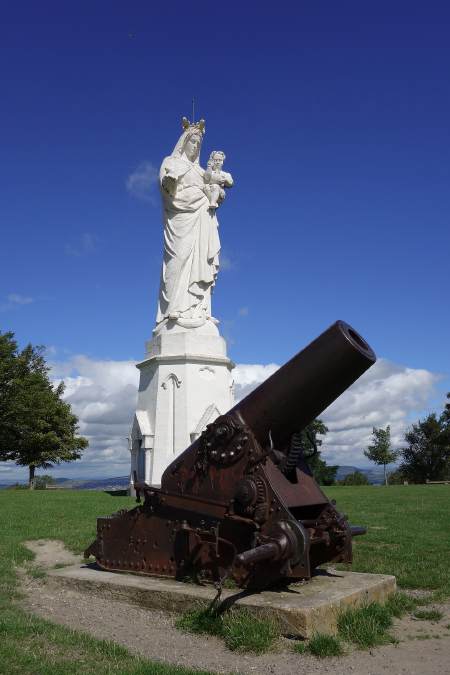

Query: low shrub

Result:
[413,609,443,622]
[385,592,417,617]
[222,610,278,653]
[337,602,394,648]
[175,607,279,654]
[304,633,344,658]
[175,608,223,636]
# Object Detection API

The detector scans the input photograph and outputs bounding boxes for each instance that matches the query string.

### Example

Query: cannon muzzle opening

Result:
[85,319,375,589]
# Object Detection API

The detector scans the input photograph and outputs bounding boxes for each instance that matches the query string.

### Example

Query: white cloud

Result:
[8,293,33,305]
[126,161,159,203]
[233,363,279,399]
[0,465,14,474]
[3,353,439,481]
[220,255,233,271]
[320,359,438,466]
[0,293,34,311]
[234,358,439,467]
[49,355,140,476]
[65,233,97,257]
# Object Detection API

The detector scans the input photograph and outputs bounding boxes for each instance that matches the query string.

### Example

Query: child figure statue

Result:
[203,151,234,210]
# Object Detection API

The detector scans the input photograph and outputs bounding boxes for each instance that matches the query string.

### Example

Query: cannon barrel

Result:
[232,320,376,450]
[86,319,376,590]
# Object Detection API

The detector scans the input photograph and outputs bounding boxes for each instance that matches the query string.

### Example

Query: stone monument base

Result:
[130,319,234,489]
[47,565,396,638]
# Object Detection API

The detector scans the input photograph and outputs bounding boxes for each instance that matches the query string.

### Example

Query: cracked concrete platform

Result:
[48,565,396,638]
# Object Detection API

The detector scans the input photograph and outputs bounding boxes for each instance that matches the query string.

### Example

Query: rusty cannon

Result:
[85,320,376,589]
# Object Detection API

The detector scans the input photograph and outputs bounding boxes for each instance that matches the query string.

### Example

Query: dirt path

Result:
[20,540,450,675]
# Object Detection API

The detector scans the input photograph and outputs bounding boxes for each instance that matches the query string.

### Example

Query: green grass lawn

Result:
[325,485,450,596]
[0,485,449,672]
[0,490,209,674]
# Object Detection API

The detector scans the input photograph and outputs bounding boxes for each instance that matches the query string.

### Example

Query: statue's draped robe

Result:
[156,155,220,324]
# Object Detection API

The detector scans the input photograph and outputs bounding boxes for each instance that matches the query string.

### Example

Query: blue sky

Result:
[1,2,449,479]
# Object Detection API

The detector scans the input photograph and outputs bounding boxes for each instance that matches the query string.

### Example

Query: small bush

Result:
[413,609,443,622]
[414,594,434,606]
[222,610,278,653]
[175,607,278,654]
[338,471,369,486]
[387,470,407,485]
[338,603,394,648]
[385,592,417,617]
[294,641,307,654]
[307,633,344,658]
[34,475,56,490]
[175,608,223,636]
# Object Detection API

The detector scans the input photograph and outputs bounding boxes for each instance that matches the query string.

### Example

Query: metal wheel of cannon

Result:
[85,320,375,590]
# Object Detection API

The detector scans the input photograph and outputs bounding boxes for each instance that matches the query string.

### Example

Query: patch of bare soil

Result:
[23,539,82,568]
[20,540,450,675]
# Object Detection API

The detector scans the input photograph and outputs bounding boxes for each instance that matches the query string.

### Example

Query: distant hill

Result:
[0,476,129,491]
[1,466,390,490]
[0,479,20,490]
[54,476,130,490]
[335,465,386,484]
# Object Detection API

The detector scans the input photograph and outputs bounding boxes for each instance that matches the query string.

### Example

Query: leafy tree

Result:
[0,331,88,488]
[400,402,450,483]
[364,425,400,486]
[441,392,450,425]
[339,470,369,486]
[308,454,338,486]
[298,419,338,486]
[0,331,22,453]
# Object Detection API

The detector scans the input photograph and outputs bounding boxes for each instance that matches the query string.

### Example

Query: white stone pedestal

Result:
[129,320,234,489]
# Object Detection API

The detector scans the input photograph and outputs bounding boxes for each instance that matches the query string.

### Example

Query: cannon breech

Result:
[85,320,375,589]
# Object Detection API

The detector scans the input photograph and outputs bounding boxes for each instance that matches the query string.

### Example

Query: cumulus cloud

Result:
[8,293,33,305]
[126,161,159,203]
[0,293,34,311]
[0,465,14,474]
[320,359,438,465]
[233,363,279,399]
[234,358,439,466]
[49,355,140,476]
[1,353,435,481]
[220,255,233,271]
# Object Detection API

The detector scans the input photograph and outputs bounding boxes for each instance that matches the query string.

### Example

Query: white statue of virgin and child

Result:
[155,117,233,332]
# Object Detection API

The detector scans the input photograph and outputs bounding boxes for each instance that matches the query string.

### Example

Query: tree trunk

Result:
[384,463,388,486]
[29,465,35,490]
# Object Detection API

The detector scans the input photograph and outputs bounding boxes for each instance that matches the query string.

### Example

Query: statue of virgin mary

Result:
[155,118,222,330]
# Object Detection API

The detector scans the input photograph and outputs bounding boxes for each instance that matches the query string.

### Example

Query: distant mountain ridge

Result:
[0,476,130,490]
[335,465,387,484]
[0,466,389,490]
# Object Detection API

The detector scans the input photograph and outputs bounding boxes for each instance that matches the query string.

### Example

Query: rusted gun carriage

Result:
[85,320,375,589]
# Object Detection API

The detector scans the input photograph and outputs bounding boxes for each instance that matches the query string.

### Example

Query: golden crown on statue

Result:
[182,116,205,135]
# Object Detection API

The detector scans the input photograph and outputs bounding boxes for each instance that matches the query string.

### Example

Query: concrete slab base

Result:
[48,565,396,638]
